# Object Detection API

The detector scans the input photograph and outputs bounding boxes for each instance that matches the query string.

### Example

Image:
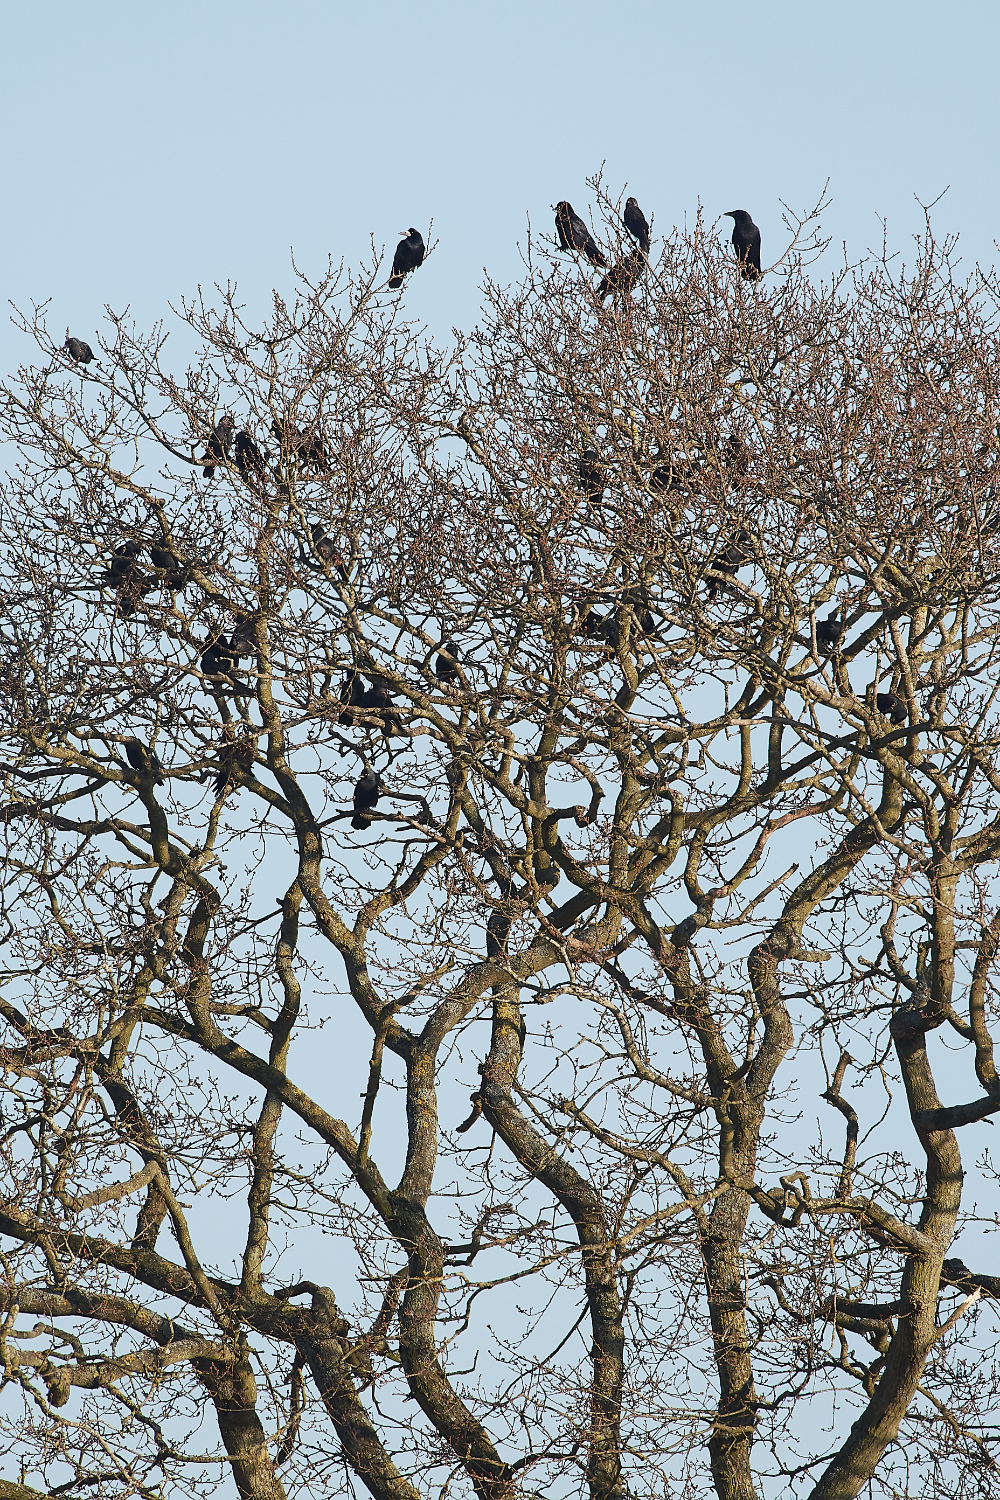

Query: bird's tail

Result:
[387,273,404,290]
[352,813,372,831]
[203,466,215,479]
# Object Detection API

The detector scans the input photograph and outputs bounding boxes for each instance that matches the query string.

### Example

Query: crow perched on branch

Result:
[554,202,607,268]
[200,635,242,690]
[123,738,165,785]
[725,210,762,281]
[201,416,235,479]
[597,249,646,304]
[311,523,348,578]
[234,429,267,483]
[351,769,382,830]
[214,732,255,796]
[100,543,155,617]
[434,640,461,685]
[705,528,754,598]
[623,196,650,252]
[815,614,844,652]
[577,449,606,503]
[64,333,95,364]
[271,420,330,473]
[874,690,907,725]
[149,544,193,591]
[388,229,425,289]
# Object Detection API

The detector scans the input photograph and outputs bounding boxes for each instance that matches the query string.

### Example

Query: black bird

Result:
[705,528,753,598]
[201,415,235,479]
[623,196,651,253]
[271,420,329,473]
[104,540,143,585]
[234,429,267,483]
[554,201,607,268]
[726,433,750,481]
[149,544,193,591]
[339,672,368,726]
[64,334,95,365]
[577,448,606,503]
[352,768,382,830]
[434,640,460,684]
[874,690,907,725]
[725,210,762,282]
[230,618,259,658]
[597,249,646,304]
[214,732,255,796]
[201,635,241,689]
[360,683,403,737]
[388,229,425,289]
[298,427,330,472]
[101,543,154,616]
[311,523,348,577]
[123,738,165,785]
[583,609,609,641]
[815,614,844,652]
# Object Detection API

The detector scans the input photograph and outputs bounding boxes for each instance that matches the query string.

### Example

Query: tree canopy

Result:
[3,197,1000,1500]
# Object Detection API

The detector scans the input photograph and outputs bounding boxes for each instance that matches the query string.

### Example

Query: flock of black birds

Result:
[60,197,912,838]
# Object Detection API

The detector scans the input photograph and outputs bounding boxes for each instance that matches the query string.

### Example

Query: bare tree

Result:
[2,197,1000,1500]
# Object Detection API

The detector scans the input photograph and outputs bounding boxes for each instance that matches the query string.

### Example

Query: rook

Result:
[388,228,425,289]
[123,738,165,785]
[64,334,95,365]
[725,210,762,282]
[623,196,651,253]
[201,415,235,479]
[554,201,607,268]
[351,768,382,830]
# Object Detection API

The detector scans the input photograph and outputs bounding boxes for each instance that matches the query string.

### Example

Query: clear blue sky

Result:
[2,0,997,360]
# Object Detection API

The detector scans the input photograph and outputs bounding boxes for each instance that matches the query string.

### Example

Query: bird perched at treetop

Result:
[388,229,425,289]
[623,196,650,253]
[352,768,382,830]
[554,202,607,267]
[64,333,95,364]
[725,210,762,281]
[597,249,646,304]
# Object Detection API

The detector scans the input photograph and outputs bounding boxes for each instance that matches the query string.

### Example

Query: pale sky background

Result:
[1,0,997,361]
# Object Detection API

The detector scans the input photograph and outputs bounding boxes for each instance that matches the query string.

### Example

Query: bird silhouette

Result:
[434,640,461,684]
[815,614,844,652]
[725,210,762,281]
[311,523,348,577]
[234,429,267,483]
[388,229,425,289]
[874,690,907,725]
[597,249,646,304]
[577,448,606,503]
[64,334,95,364]
[201,416,235,479]
[123,738,165,785]
[101,543,154,616]
[352,768,382,830]
[201,635,242,690]
[623,197,651,252]
[706,528,753,598]
[555,202,607,268]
